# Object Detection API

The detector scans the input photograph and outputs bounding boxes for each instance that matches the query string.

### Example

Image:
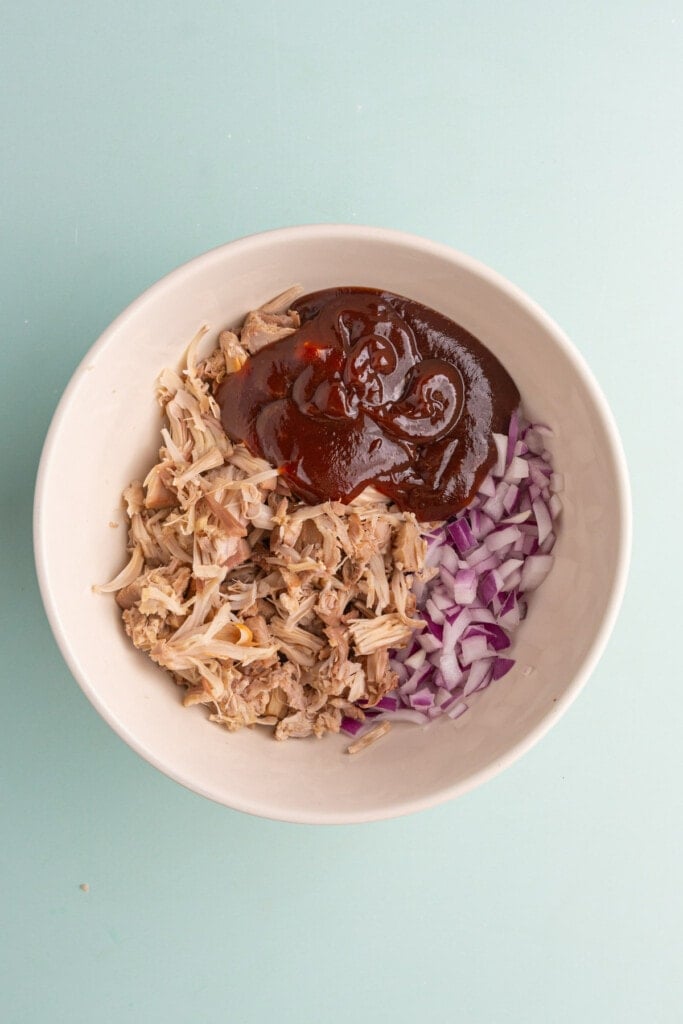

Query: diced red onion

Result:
[402,665,431,695]
[503,512,531,530]
[503,568,523,591]
[492,657,516,681]
[486,525,521,552]
[418,632,443,654]
[404,648,427,671]
[538,533,555,555]
[380,411,558,731]
[423,615,443,640]
[447,519,476,554]
[466,543,495,568]
[392,661,409,685]
[425,598,445,625]
[519,554,554,592]
[506,409,519,467]
[502,484,519,514]
[438,649,465,690]
[435,687,452,707]
[467,605,496,625]
[529,463,550,490]
[471,553,501,576]
[532,497,553,544]
[430,588,454,612]
[499,557,524,581]
[409,687,435,710]
[505,455,530,482]
[478,569,502,606]
[549,494,563,519]
[482,488,506,520]
[521,533,537,556]
[492,433,507,477]
[438,544,460,576]
[463,658,494,696]
[379,708,430,725]
[478,475,496,498]
[460,634,489,666]
[391,644,411,664]
[341,717,364,736]
[498,592,521,630]
[446,700,468,720]
[374,694,399,712]
[442,609,472,647]
[451,568,478,605]
[479,622,511,651]
[411,576,427,604]
[469,510,495,539]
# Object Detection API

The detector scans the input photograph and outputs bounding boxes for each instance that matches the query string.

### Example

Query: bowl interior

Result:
[35,226,629,823]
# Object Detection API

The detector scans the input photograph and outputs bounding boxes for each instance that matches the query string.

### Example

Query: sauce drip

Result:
[217,288,519,521]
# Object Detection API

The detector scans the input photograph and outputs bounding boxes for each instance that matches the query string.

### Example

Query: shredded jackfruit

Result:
[99,289,430,739]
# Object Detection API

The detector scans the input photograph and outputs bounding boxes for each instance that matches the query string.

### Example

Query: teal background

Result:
[2,2,681,1021]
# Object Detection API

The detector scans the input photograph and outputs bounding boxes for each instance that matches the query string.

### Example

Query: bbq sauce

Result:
[217,288,519,522]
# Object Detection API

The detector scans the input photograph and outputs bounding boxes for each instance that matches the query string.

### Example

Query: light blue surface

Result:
[2,2,681,1021]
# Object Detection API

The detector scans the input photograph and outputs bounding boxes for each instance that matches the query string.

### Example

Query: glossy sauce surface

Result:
[217,288,519,521]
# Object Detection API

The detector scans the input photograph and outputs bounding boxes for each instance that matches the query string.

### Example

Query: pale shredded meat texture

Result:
[98,288,431,740]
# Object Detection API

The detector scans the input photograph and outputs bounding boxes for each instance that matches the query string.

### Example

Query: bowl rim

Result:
[33,223,632,824]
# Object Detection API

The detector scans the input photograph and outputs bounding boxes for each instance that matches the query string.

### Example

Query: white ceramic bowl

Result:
[34,226,631,824]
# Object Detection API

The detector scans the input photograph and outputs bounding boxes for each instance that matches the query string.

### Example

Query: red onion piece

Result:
[492,433,507,477]
[418,632,443,654]
[492,658,516,681]
[446,700,469,720]
[519,554,554,591]
[375,695,399,712]
[463,658,494,696]
[505,409,519,467]
[341,717,364,736]
[447,519,476,554]
[409,687,435,710]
